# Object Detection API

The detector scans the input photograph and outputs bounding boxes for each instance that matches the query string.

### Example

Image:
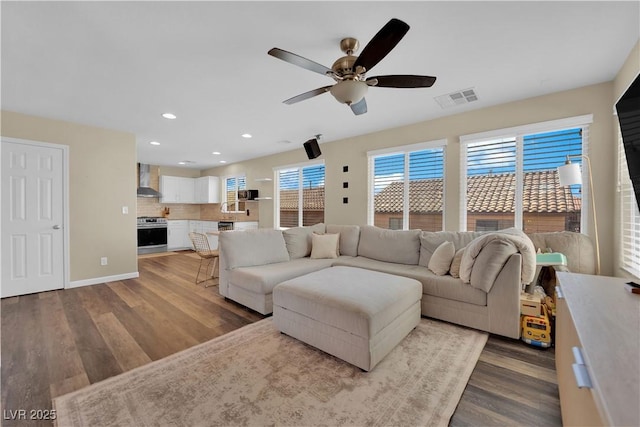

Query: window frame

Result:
[459,114,593,232]
[273,159,325,229]
[367,139,447,231]
[222,175,246,213]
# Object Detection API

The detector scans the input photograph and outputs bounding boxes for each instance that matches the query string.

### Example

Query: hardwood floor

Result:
[1,252,561,426]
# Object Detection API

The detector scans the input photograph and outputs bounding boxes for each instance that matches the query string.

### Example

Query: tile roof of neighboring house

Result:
[375,170,581,213]
[279,171,581,213]
[279,187,325,210]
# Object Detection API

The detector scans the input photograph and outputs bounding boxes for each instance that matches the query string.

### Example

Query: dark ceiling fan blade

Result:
[350,98,367,115]
[283,85,333,105]
[367,74,437,88]
[353,18,410,72]
[268,48,332,76]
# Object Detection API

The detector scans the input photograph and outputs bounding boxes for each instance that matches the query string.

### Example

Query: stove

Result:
[137,216,168,228]
[137,217,168,254]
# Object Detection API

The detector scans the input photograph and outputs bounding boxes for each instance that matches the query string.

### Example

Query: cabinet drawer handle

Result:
[572,346,585,365]
[572,363,593,389]
[556,286,564,299]
[571,347,593,389]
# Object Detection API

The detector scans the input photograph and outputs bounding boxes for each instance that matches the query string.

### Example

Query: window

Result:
[275,162,325,228]
[619,126,640,278]
[461,116,590,233]
[223,175,246,212]
[368,140,446,231]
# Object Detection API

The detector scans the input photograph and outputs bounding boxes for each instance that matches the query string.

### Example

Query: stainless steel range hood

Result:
[137,163,162,198]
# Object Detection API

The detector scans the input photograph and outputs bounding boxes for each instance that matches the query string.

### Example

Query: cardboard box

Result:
[520,292,542,317]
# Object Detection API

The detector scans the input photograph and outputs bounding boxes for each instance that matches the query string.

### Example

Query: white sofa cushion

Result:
[449,247,465,278]
[282,223,326,259]
[419,231,484,267]
[230,257,337,294]
[428,241,455,276]
[326,224,360,256]
[357,225,421,265]
[273,266,422,338]
[220,229,289,269]
[331,256,487,306]
[310,233,340,259]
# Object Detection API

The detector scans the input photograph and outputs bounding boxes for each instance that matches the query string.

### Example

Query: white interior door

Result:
[1,139,66,297]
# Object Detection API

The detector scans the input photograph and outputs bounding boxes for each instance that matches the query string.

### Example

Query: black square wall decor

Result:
[343,197,349,204]
[343,166,348,173]
[343,182,349,188]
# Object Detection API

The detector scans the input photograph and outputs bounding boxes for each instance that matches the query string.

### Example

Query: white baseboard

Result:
[68,271,139,289]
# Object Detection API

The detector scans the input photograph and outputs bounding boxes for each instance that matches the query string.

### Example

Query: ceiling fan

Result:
[268,18,436,116]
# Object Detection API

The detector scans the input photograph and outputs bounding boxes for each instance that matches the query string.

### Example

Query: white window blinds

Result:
[461,121,586,233]
[619,126,640,278]
[224,176,246,211]
[276,163,325,228]
[370,143,445,231]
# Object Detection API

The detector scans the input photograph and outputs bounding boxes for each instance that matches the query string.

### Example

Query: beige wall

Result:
[613,39,640,279]
[1,110,138,282]
[204,82,617,275]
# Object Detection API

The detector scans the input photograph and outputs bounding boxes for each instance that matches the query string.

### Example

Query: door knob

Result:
[53,225,61,230]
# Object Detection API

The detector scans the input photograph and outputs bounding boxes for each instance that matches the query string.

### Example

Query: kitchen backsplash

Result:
[137,197,201,219]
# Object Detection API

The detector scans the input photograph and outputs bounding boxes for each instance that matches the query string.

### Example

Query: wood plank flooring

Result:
[1,251,561,426]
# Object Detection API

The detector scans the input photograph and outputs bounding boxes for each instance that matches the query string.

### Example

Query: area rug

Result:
[53,318,488,427]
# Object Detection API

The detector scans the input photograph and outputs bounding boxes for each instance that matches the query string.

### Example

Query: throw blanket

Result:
[460,228,536,292]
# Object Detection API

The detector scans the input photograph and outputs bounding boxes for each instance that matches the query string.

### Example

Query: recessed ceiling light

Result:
[162,113,177,119]
[212,151,221,155]
[178,161,186,165]
[149,141,160,146]
[241,133,252,138]
[219,160,227,164]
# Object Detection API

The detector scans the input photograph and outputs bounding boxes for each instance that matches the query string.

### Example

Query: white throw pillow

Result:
[449,247,466,278]
[310,233,340,259]
[428,241,455,276]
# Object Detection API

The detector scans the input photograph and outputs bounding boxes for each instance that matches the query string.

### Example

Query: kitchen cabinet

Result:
[234,221,258,231]
[167,220,190,250]
[190,220,218,249]
[160,175,219,204]
[195,176,220,203]
[555,272,639,427]
[160,176,195,204]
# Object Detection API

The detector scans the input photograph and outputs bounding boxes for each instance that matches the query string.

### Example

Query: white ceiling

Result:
[2,1,639,169]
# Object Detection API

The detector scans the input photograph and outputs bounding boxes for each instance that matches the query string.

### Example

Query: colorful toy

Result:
[521,304,552,348]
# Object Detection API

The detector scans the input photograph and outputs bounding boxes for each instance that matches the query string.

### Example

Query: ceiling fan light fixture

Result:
[330,80,368,105]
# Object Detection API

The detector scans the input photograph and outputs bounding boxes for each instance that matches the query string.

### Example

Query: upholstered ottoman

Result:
[272,266,422,371]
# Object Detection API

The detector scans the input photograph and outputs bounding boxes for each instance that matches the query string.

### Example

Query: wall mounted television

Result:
[616,73,640,213]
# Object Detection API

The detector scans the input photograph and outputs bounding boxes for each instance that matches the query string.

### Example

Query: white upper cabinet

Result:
[160,175,219,204]
[194,176,220,203]
[160,176,194,203]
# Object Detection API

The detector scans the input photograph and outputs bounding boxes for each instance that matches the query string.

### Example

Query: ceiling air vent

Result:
[434,88,478,109]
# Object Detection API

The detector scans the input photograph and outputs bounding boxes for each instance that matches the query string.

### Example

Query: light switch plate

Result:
[122,206,128,214]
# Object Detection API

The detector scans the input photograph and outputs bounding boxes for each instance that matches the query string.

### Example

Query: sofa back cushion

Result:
[220,229,290,269]
[326,224,360,256]
[282,223,326,259]
[528,231,596,274]
[357,225,421,264]
[419,231,484,267]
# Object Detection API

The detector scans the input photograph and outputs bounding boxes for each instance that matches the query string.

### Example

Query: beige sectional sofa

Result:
[218,224,550,339]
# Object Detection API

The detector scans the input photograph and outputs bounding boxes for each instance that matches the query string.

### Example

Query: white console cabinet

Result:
[555,273,639,427]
